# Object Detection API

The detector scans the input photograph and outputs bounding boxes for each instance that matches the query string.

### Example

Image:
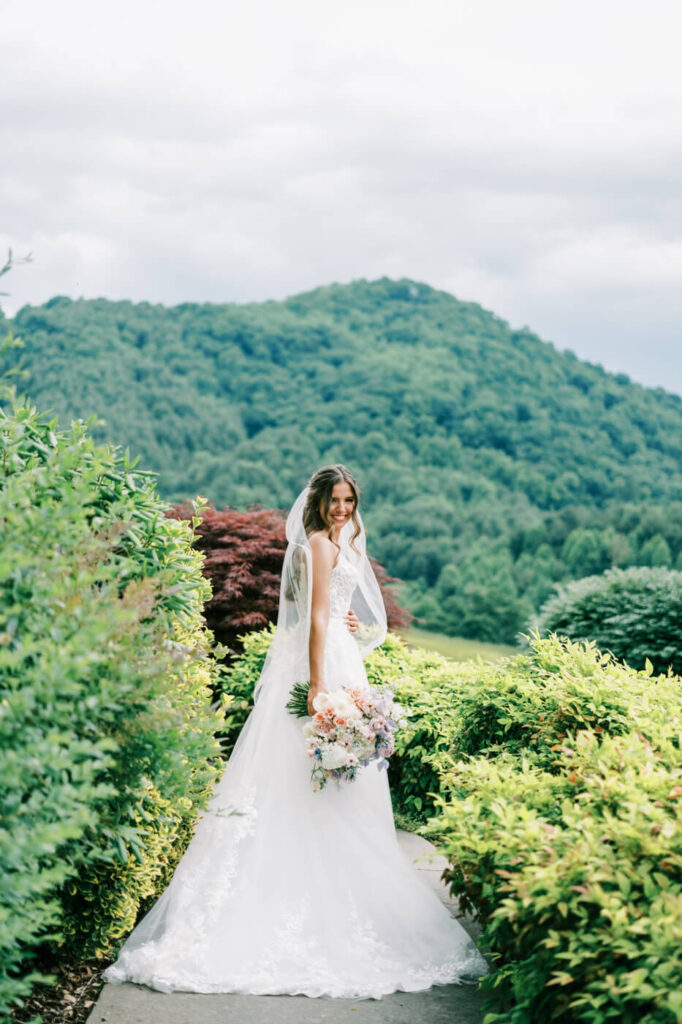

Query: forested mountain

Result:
[4,276,682,642]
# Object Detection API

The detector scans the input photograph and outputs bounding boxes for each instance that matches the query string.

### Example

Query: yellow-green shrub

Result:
[425,635,682,1023]
[0,394,223,1014]
[365,633,467,822]
[213,625,274,758]
[432,731,682,1023]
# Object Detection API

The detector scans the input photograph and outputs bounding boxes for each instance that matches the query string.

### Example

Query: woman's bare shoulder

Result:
[307,532,337,565]
[307,529,330,544]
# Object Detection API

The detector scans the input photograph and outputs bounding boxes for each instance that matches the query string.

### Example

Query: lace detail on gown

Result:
[329,551,359,619]
[102,549,488,998]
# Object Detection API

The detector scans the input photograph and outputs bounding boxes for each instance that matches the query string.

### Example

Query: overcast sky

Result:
[2,0,681,393]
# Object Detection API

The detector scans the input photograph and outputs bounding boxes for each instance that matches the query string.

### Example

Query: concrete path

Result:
[87,831,488,1024]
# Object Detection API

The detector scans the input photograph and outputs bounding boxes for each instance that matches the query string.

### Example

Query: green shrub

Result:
[433,731,682,1023]
[426,634,682,1023]
[213,624,274,757]
[365,633,468,822]
[532,565,682,674]
[0,393,223,1016]
[448,631,670,762]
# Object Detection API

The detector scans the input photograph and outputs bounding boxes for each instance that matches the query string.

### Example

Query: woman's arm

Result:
[307,534,336,715]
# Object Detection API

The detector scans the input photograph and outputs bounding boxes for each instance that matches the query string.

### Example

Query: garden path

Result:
[86,831,488,1024]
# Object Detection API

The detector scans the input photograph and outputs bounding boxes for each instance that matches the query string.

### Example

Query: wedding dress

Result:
[102,486,488,999]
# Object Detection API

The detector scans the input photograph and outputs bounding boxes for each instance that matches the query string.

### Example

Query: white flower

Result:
[334,691,362,719]
[312,690,361,719]
[320,743,348,770]
[312,692,333,713]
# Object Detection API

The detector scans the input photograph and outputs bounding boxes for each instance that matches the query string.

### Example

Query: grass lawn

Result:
[402,627,520,662]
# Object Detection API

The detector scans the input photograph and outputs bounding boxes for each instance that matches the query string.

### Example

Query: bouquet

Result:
[286,681,410,792]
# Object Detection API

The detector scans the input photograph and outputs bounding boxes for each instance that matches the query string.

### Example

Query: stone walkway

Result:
[86,831,488,1024]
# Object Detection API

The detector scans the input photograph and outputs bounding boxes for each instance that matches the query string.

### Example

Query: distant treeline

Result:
[5,276,682,642]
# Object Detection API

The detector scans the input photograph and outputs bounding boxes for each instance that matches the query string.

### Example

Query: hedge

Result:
[435,732,682,1023]
[425,633,682,1023]
[0,393,223,1018]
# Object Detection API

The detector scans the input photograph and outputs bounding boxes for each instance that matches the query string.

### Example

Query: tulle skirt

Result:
[102,619,488,998]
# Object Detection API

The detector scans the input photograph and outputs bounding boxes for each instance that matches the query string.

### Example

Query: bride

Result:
[103,464,488,999]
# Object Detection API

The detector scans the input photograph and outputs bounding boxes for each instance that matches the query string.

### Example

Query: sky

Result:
[2,0,681,393]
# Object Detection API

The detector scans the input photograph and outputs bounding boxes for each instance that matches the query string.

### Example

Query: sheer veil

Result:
[253,485,387,704]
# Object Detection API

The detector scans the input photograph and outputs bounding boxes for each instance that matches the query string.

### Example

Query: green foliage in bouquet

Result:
[533,564,682,675]
[285,681,311,719]
[0,390,223,1016]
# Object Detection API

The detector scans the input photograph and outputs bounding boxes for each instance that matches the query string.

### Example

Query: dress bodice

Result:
[329,550,360,620]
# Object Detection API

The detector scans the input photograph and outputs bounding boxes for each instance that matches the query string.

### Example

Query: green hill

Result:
[5,276,682,642]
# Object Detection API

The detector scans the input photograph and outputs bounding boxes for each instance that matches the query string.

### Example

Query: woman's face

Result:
[320,480,356,531]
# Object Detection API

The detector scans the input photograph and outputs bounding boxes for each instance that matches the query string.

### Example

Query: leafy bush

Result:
[532,565,682,674]
[364,634,467,822]
[0,392,223,1017]
[167,503,289,658]
[213,625,274,757]
[426,634,682,1023]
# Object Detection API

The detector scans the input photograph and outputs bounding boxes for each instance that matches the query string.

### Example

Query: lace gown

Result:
[102,551,488,998]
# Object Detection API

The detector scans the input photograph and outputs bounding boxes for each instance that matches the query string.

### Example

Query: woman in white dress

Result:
[103,464,488,999]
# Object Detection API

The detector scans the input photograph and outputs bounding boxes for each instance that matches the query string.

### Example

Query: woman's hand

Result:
[307,682,327,716]
[345,609,359,634]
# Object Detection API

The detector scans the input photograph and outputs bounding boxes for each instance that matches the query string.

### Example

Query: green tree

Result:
[532,565,682,674]
[561,528,610,576]
[639,532,672,566]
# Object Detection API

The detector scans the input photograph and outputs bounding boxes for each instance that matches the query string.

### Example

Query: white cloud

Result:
[1,0,682,391]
